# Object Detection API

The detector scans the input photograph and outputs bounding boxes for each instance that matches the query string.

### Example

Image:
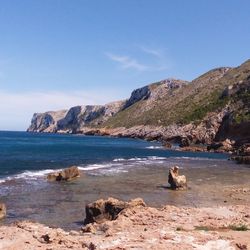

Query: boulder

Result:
[207,139,234,152]
[0,203,6,219]
[83,197,146,225]
[231,143,250,165]
[179,137,190,147]
[162,141,172,148]
[47,166,80,181]
[232,156,250,164]
[168,166,187,190]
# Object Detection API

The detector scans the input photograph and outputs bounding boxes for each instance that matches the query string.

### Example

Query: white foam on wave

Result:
[148,156,167,160]
[78,163,114,171]
[171,156,226,161]
[146,146,163,149]
[0,169,61,184]
[17,169,59,179]
[113,158,126,162]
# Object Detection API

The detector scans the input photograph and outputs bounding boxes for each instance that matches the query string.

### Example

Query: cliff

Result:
[27,100,125,133]
[27,59,250,151]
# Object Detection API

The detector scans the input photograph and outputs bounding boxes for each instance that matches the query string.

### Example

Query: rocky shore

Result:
[27,60,250,162]
[0,200,249,250]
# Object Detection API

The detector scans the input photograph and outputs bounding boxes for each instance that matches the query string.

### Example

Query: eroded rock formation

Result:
[168,166,187,190]
[83,197,146,225]
[0,203,6,220]
[47,166,80,181]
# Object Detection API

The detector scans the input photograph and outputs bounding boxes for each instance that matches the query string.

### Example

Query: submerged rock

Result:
[47,166,80,181]
[168,166,187,190]
[0,203,6,219]
[83,197,146,225]
[231,143,250,165]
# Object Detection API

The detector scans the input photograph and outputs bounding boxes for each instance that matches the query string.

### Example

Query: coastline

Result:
[0,201,249,250]
[0,132,250,249]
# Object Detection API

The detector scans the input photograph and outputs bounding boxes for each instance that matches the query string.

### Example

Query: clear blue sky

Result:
[0,0,249,130]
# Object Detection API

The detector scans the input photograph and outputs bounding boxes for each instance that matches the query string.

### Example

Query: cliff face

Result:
[27,110,67,132]
[27,59,250,148]
[27,101,125,133]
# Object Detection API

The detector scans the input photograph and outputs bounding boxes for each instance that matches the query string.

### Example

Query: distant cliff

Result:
[28,59,250,152]
[27,100,125,133]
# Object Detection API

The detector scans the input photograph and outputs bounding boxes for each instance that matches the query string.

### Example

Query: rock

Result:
[84,197,146,225]
[207,139,235,152]
[0,203,6,219]
[221,139,235,151]
[231,143,250,164]
[207,142,223,151]
[232,156,250,165]
[27,110,67,133]
[162,141,172,148]
[123,86,151,110]
[179,137,190,147]
[168,166,187,190]
[179,146,206,152]
[47,166,80,181]
[81,224,96,234]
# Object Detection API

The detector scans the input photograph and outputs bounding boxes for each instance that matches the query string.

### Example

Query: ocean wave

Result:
[113,158,126,162]
[170,156,227,161]
[146,146,163,149]
[0,169,60,184]
[148,156,167,160]
[79,163,113,171]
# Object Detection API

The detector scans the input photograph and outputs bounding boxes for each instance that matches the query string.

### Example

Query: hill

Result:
[28,59,250,151]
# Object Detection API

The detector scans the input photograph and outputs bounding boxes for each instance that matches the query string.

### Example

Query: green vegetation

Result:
[180,92,229,124]
[228,224,249,231]
[194,226,211,231]
[103,60,250,129]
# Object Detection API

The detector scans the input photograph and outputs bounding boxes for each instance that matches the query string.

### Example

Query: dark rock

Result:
[123,86,151,110]
[84,197,146,225]
[163,141,172,148]
[179,137,190,147]
[47,166,80,181]
[231,143,250,165]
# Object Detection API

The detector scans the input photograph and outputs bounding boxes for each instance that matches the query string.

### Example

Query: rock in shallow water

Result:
[83,197,146,225]
[168,166,187,190]
[47,166,80,181]
[0,203,6,219]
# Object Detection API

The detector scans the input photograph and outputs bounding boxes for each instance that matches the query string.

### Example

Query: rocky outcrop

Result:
[231,143,250,165]
[83,197,146,225]
[28,101,125,133]
[1,204,249,249]
[168,166,187,190]
[123,85,151,110]
[27,60,250,157]
[47,166,80,181]
[27,110,67,132]
[0,203,6,220]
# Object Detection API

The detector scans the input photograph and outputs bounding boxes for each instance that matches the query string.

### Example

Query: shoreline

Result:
[0,201,249,250]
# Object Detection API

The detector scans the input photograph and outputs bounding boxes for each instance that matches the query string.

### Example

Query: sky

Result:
[0,0,250,130]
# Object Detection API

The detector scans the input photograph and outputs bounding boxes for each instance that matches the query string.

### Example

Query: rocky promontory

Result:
[27,60,250,159]
[0,199,249,250]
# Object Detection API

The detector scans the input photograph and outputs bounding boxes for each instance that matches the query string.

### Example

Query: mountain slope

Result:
[27,59,250,148]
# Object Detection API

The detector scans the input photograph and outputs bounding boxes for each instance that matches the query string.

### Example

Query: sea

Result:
[0,131,249,230]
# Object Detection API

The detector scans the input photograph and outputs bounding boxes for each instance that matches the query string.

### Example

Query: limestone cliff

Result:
[27,101,125,133]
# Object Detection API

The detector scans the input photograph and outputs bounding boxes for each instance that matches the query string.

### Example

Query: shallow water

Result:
[0,132,249,230]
